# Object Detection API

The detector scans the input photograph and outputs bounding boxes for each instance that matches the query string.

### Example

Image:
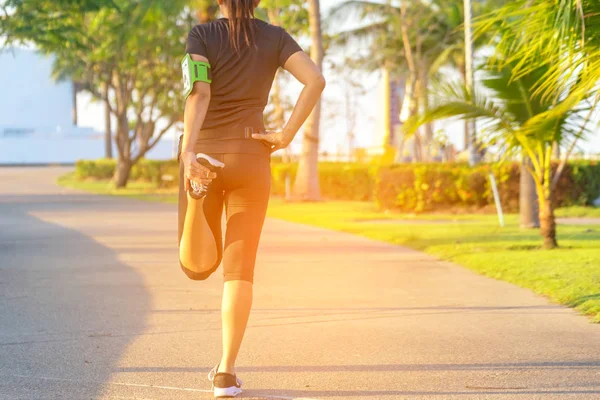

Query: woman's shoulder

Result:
[189,18,289,39]
[189,19,228,32]
[254,18,286,33]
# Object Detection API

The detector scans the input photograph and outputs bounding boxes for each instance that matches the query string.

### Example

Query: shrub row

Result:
[75,159,179,188]
[271,162,374,201]
[75,159,600,212]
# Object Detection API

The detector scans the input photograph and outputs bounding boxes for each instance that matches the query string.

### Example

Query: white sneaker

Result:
[208,364,243,398]
[189,153,225,200]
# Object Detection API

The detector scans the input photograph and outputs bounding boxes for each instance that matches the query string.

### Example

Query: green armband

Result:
[181,53,212,99]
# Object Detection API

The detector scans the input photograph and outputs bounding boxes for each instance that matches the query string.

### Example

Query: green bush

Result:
[271,162,373,201]
[75,159,117,180]
[319,163,373,201]
[372,161,598,212]
[74,157,600,211]
[75,158,180,188]
[271,162,297,196]
[557,162,600,206]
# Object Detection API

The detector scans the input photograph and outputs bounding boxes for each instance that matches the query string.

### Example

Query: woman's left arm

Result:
[180,54,215,192]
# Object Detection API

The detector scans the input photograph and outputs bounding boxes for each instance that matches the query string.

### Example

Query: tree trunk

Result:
[419,66,433,162]
[458,63,469,151]
[412,132,422,163]
[520,158,539,228]
[114,158,132,189]
[552,141,561,160]
[292,0,323,200]
[112,70,132,188]
[538,190,557,249]
[72,81,78,126]
[103,82,113,159]
[395,75,417,163]
[394,79,412,163]
[398,1,419,163]
[113,114,132,188]
[463,120,469,152]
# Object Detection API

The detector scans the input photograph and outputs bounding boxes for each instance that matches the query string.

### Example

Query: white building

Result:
[0,48,174,164]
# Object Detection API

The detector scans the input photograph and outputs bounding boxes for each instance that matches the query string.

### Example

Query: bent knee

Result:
[179,254,222,281]
[180,261,215,281]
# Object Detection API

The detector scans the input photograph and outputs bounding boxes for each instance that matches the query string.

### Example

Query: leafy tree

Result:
[327,0,508,160]
[472,0,600,244]
[2,0,191,187]
[0,0,120,157]
[328,0,460,161]
[476,0,600,106]
[405,55,596,248]
[105,1,190,186]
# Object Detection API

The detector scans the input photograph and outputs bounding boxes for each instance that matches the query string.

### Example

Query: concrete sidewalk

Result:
[1,167,599,400]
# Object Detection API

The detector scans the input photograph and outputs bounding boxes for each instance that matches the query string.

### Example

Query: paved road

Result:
[1,167,599,400]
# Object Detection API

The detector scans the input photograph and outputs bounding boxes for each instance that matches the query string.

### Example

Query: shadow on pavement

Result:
[0,193,151,398]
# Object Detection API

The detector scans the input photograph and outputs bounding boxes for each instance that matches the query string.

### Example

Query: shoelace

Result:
[208,363,243,386]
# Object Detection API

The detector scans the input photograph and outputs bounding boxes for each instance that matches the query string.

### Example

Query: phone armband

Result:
[181,53,212,99]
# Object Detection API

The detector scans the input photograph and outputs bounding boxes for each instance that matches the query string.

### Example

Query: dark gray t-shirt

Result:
[185,18,303,133]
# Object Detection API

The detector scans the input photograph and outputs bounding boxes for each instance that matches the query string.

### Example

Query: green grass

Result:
[58,173,600,322]
[57,172,178,204]
[555,205,600,218]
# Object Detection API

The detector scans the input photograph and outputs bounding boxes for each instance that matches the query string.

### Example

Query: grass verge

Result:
[58,173,600,322]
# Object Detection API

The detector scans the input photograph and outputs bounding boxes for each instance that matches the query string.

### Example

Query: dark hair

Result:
[222,0,256,52]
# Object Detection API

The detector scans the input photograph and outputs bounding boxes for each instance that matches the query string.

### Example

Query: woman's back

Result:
[186,18,302,130]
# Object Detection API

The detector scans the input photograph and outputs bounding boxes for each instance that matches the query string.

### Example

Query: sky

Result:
[76,0,600,157]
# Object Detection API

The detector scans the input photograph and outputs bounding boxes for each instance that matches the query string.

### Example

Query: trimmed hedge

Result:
[271,162,373,201]
[75,159,117,180]
[75,158,600,212]
[75,159,179,188]
[373,163,516,212]
[373,162,600,212]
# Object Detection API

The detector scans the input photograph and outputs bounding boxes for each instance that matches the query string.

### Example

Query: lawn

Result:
[57,173,178,204]
[58,172,600,322]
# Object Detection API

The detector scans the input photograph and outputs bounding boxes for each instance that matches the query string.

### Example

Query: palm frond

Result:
[403,81,515,139]
[326,0,396,26]
[428,43,461,75]
[331,21,388,48]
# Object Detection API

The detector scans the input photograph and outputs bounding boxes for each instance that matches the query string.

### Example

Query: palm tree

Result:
[328,0,476,162]
[292,0,324,200]
[475,0,600,239]
[405,57,596,248]
[327,0,507,161]
[476,0,600,103]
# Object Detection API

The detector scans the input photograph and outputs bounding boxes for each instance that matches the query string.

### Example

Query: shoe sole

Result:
[213,386,242,398]
[197,153,225,169]
[190,154,225,199]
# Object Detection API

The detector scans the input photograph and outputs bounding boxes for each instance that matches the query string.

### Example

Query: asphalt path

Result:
[1,167,599,400]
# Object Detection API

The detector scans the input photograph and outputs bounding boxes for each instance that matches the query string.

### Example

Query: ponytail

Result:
[222,0,256,52]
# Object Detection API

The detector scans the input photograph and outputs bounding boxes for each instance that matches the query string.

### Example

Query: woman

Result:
[177,0,325,397]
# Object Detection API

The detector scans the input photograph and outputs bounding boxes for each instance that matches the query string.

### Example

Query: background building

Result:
[0,48,174,164]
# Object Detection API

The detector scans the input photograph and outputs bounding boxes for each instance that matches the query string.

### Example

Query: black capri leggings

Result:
[178,152,271,283]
